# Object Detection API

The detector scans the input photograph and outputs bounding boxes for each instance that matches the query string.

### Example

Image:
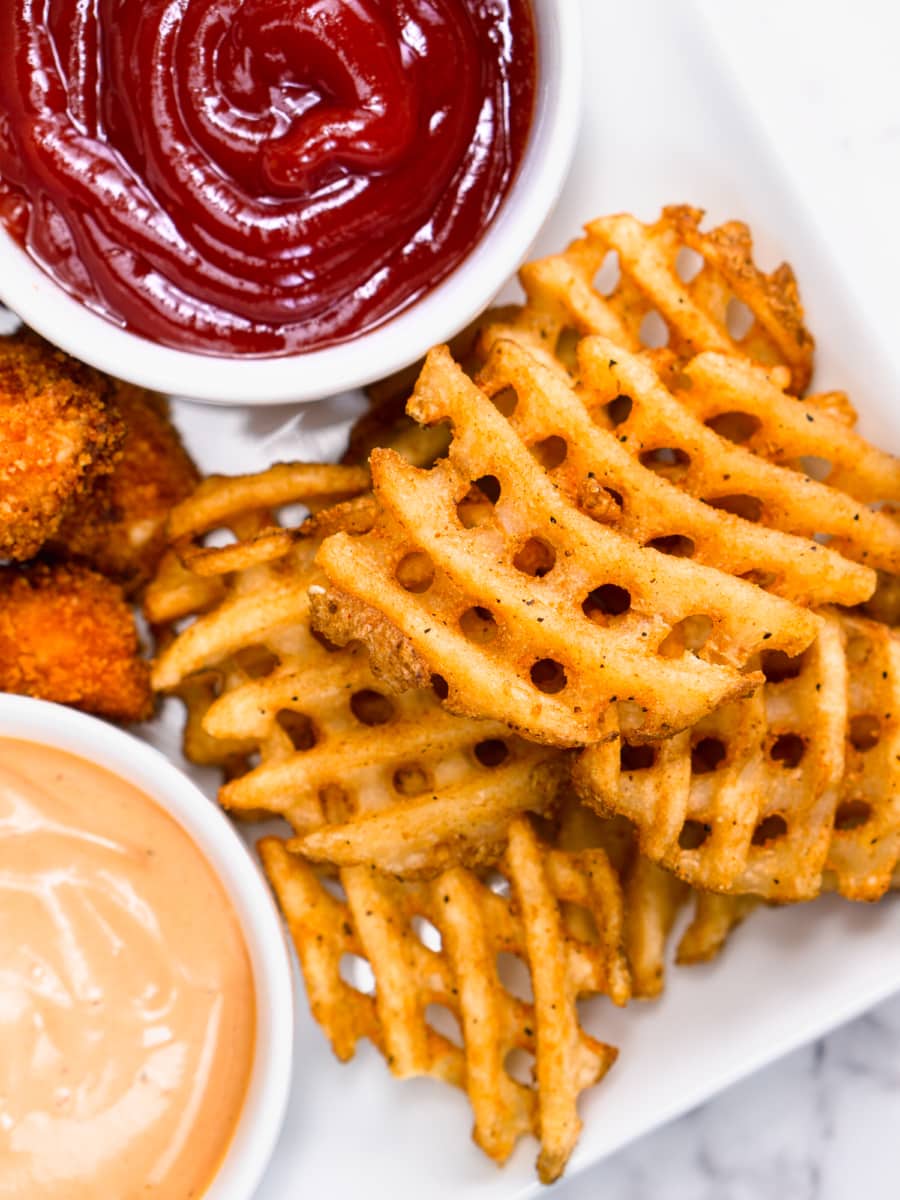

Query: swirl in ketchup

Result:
[0,0,536,356]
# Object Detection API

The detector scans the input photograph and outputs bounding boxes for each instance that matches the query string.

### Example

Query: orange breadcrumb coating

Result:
[48,383,200,592]
[0,333,124,560]
[0,563,153,722]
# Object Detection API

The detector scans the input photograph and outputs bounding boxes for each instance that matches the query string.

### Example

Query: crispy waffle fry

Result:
[622,856,756,997]
[515,205,813,392]
[472,337,871,607]
[314,347,820,747]
[675,353,900,506]
[571,337,900,576]
[148,461,370,762]
[621,854,687,999]
[144,462,369,627]
[260,816,628,1182]
[284,737,566,877]
[150,466,567,875]
[575,615,847,899]
[210,640,566,875]
[577,610,900,902]
[166,461,370,547]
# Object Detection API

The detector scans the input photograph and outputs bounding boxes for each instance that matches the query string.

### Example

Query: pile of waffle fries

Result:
[147,206,900,1184]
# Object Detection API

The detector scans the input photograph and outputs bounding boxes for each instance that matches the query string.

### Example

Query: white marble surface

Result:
[559,3,900,1196]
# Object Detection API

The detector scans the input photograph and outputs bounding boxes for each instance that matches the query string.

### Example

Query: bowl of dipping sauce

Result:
[0,696,293,1200]
[0,0,579,403]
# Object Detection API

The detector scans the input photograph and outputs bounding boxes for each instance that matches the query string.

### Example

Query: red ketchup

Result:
[0,0,536,356]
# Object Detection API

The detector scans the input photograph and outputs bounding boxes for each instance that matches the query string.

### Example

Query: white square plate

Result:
[141,0,900,1194]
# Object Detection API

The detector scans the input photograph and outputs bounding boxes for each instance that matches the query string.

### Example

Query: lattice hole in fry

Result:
[620,743,656,772]
[531,435,568,469]
[769,733,805,768]
[639,446,692,479]
[396,550,435,593]
[752,814,788,845]
[704,411,762,444]
[690,736,726,774]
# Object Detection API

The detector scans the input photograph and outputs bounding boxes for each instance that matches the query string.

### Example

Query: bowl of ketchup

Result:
[0,0,579,404]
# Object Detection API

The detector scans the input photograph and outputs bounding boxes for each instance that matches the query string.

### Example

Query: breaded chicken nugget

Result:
[49,384,199,592]
[0,563,152,722]
[0,333,124,560]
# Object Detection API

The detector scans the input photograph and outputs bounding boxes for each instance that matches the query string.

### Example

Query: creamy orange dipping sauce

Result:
[0,739,256,1199]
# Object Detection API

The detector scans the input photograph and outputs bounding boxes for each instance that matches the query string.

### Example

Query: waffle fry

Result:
[515,205,814,392]
[287,747,566,877]
[577,610,900,902]
[260,817,628,1182]
[472,337,872,607]
[572,337,900,576]
[575,616,846,899]
[624,856,758,998]
[314,346,820,747]
[150,465,567,875]
[211,638,567,875]
[676,353,900,506]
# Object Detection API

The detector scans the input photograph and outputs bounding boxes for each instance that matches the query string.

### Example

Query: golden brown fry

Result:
[472,336,872,607]
[515,205,813,392]
[290,751,567,877]
[573,337,898,576]
[622,855,688,999]
[150,464,568,875]
[577,609,900,903]
[674,353,900,506]
[314,347,820,747]
[0,333,123,560]
[144,462,370,627]
[49,383,199,591]
[575,616,847,900]
[166,461,370,546]
[0,563,151,722]
[860,567,900,627]
[261,817,627,1183]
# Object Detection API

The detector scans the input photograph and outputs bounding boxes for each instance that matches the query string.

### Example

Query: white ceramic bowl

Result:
[0,0,580,405]
[0,695,293,1200]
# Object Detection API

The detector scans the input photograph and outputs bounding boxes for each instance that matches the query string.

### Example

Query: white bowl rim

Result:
[0,0,581,405]
[0,695,294,1200]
